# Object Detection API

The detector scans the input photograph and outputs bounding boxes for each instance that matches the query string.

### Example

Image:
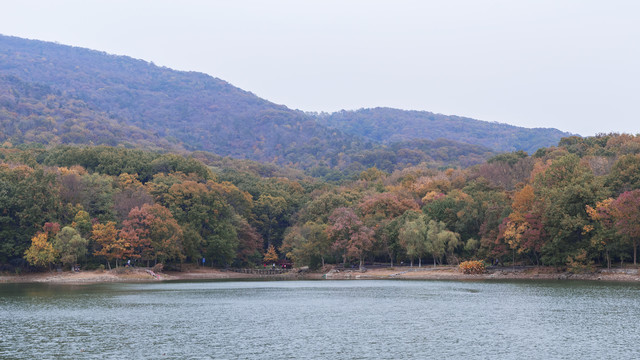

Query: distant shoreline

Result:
[2,266,640,284]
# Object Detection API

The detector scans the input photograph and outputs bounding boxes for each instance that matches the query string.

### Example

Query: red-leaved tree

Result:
[326,207,374,270]
[610,190,640,265]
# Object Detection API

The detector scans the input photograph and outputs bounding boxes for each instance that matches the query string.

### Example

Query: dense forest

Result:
[0,75,179,151]
[2,34,636,274]
[1,34,566,175]
[3,133,640,273]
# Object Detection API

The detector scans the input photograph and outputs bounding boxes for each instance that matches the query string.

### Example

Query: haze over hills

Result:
[0,34,571,173]
[314,108,572,155]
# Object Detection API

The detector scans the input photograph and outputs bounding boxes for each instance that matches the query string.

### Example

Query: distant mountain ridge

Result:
[314,108,573,155]
[0,34,571,173]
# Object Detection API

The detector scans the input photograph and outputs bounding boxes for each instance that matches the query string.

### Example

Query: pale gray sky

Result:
[1,0,639,136]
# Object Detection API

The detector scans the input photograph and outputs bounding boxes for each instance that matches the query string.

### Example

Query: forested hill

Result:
[1,34,562,173]
[0,34,363,167]
[314,108,573,154]
[0,75,180,151]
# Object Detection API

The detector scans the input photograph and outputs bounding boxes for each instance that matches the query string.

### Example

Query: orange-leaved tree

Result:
[263,245,279,264]
[121,204,184,266]
[92,221,131,269]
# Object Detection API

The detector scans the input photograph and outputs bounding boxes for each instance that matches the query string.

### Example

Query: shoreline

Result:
[2,266,640,284]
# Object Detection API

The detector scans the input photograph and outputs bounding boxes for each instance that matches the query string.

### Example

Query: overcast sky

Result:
[1,0,639,136]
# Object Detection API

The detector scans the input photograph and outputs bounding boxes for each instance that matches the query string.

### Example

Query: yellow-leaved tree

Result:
[24,233,58,269]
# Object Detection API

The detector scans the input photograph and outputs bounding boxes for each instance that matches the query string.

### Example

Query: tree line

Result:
[2,133,640,272]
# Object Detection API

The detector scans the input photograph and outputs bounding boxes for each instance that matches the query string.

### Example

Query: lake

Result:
[1,279,639,359]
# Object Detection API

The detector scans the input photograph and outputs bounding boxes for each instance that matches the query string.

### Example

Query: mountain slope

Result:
[314,108,573,154]
[0,75,179,151]
[0,73,494,174]
[0,34,362,167]
[0,34,567,172]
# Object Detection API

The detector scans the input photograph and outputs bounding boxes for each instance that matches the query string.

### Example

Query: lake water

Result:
[1,279,639,359]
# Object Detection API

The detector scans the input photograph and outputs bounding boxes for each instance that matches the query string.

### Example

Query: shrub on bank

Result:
[566,250,595,274]
[152,263,164,273]
[459,260,486,274]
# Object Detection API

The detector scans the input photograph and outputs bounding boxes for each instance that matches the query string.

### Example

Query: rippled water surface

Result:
[1,279,640,359]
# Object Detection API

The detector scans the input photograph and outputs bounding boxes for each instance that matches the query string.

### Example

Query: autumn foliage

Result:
[5,131,640,274]
[263,245,278,263]
[24,233,57,268]
[11,36,640,275]
[459,260,486,274]
[92,221,130,269]
[327,207,374,270]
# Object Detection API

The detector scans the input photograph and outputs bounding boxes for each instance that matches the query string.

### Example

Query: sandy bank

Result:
[0,267,302,284]
[0,268,160,284]
[2,266,639,284]
[324,266,640,282]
